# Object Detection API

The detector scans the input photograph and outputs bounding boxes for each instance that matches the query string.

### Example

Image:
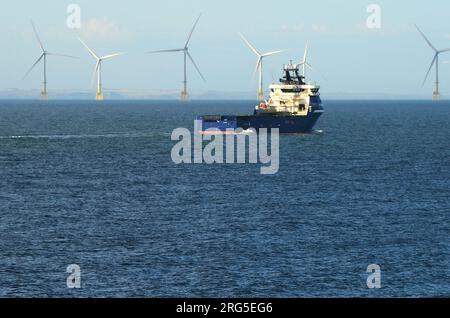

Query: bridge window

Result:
[281,89,303,93]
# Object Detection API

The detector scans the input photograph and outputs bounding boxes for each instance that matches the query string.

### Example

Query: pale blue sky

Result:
[2,0,450,96]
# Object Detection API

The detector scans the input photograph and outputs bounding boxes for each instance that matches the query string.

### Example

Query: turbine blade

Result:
[91,60,100,88]
[185,13,202,48]
[422,54,437,87]
[305,62,327,81]
[146,48,185,54]
[438,48,450,53]
[101,52,125,60]
[186,51,205,81]
[238,33,261,56]
[262,49,287,57]
[303,42,309,63]
[253,57,262,79]
[415,25,437,52]
[47,52,79,59]
[23,54,44,79]
[78,38,99,60]
[31,21,45,52]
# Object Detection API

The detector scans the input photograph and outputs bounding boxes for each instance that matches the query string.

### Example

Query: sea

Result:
[0,99,448,297]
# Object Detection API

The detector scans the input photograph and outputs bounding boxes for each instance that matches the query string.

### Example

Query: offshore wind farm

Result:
[16,13,450,102]
[21,14,317,103]
[0,1,449,301]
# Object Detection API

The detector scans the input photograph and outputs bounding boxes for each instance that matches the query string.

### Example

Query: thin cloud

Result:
[311,24,328,33]
[79,18,129,41]
[353,22,414,36]
[281,23,328,33]
[281,24,305,32]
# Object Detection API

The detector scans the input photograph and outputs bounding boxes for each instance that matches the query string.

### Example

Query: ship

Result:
[197,61,324,134]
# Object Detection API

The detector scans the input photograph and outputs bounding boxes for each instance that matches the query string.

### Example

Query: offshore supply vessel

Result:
[197,61,324,134]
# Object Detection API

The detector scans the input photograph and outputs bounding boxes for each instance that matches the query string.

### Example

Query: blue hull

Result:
[198,112,323,134]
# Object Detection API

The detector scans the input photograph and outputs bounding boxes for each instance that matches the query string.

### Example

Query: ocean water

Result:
[0,99,448,298]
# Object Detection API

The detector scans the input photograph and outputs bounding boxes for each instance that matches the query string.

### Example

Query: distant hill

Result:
[0,88,255,100]
[0,88,436,100]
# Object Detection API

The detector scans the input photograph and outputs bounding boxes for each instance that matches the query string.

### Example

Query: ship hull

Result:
[198,111,323,134]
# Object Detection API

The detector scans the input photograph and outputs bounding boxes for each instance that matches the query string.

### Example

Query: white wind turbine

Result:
[298,42,324,82]
[415,25,450,101]
[23,21,78,100]
[79,38,125,101]
[147,14,205,102]
[239,33,286,101]
[299,42,312,78]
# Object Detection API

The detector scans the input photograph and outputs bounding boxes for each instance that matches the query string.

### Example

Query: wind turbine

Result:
[298,42,324,82]
[23,21,78,100]
[79,38,124,101]
[299,42,311,78]
[415,25,450,101]
[147,14,205,102]
[239,33,286,101]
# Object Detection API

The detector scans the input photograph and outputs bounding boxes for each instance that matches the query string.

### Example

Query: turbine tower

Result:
[147,14,205,102]
[79,38,124,101]
[239,33,286,101]
[415,25,450,101]
[24,21,78,100]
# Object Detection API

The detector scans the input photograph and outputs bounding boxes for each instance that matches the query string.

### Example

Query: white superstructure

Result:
[258,61,323,116]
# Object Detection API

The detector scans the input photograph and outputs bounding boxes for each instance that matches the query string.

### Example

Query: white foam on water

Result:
[0,133,157,140]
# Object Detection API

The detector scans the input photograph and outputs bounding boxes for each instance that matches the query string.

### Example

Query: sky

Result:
[2,0,450,97]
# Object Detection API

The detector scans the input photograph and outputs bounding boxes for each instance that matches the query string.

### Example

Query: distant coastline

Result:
[0,88,440,100]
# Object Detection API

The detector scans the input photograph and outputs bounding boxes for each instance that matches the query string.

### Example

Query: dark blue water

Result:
[0,100,448,297]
